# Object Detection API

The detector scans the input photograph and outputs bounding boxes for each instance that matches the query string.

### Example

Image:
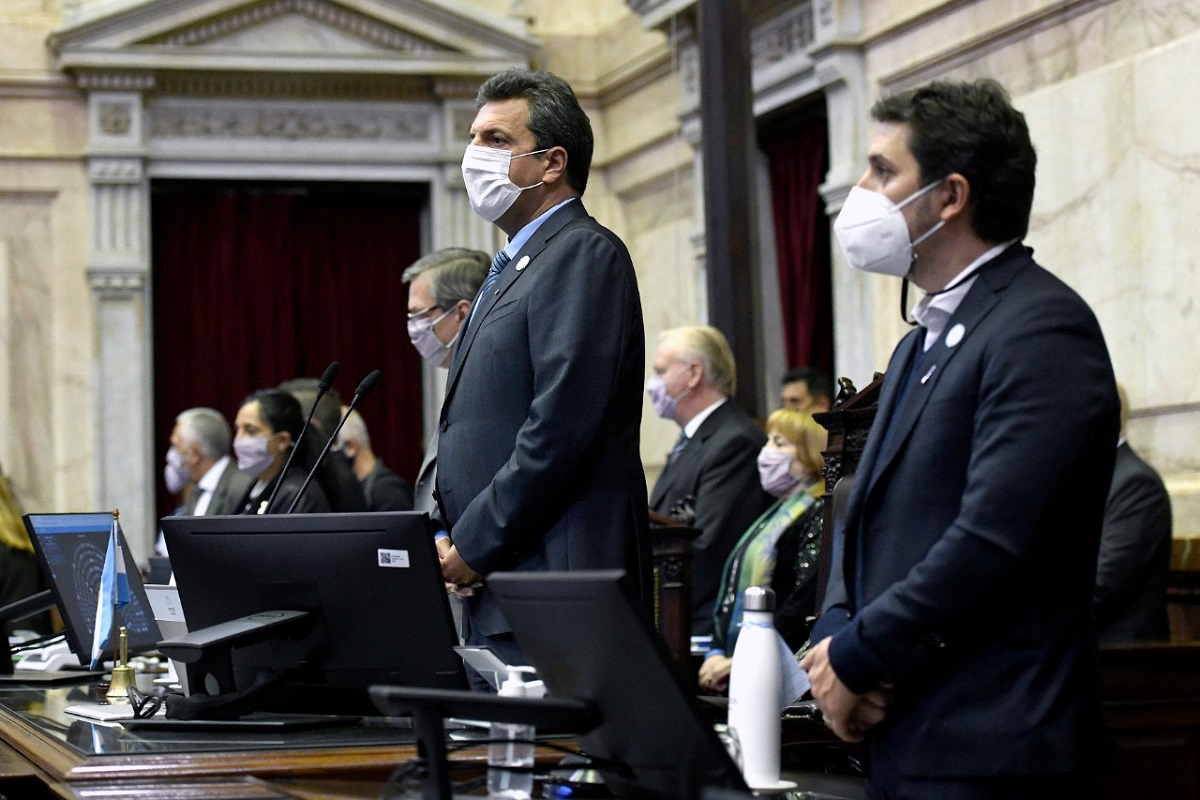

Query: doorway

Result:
[150,180,427,521]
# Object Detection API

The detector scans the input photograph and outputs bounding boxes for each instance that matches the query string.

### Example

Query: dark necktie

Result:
[665,432,689,469]
[468,250,511,329]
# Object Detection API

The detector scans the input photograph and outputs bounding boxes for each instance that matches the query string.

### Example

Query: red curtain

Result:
[151,184,425,520]
[761,119,834,377]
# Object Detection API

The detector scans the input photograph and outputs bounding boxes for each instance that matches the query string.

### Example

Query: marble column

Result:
[83,83,154,563]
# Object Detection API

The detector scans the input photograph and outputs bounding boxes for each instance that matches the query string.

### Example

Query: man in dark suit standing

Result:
[647,325,770,636]
[402,248,490,525]
[802,80,1119,797]
[437,68,651,681]
[1095,382,1172,643]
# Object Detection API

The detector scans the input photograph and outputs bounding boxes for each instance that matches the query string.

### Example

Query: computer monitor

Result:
[161,511,465,715]
[23,512,162,662]
[487,570,749,799]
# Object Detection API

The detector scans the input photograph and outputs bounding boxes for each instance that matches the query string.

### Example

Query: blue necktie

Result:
[468,250,511,329]
[665,432,689,470]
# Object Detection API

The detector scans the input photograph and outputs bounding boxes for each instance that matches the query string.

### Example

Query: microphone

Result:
[286,369,381,514]
[262,361,339,515]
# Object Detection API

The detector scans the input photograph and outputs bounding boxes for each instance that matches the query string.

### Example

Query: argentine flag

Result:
[90,513,131,670]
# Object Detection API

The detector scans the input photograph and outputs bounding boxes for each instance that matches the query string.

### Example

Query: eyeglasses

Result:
[407,305,442,321]
[127,685,175,719]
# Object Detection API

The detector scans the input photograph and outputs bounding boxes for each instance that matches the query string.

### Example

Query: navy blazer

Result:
[1095,441,1172,643]
[649,400,770,634]
[436,200,652,636]
[819,244,1119,777]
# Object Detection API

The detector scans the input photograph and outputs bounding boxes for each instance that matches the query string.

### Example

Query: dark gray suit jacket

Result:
[413,430,441,525]
[818,244,1118,777]
[184,458,254,517]
[1095,441,1172,642]
[362,459,414,512]
[436,200,652,637]
[649,400,770,634]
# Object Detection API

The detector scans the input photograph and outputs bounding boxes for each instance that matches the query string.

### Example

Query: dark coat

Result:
[650,400,771,634]
[1094,442,1172,643]
[818,244,1119,777]
[436,200,652,637]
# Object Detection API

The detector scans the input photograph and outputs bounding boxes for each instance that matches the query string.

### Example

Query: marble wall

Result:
[851,0,1200,536]
[0,15,93,522]
[3,0,1199,555]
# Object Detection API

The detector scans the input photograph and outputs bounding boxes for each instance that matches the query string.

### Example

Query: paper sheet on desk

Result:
[778,631,810,710]
[144,585,185,623]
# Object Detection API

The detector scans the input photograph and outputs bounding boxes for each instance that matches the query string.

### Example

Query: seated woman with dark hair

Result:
[233,389,331,515]
[698,408,827,694]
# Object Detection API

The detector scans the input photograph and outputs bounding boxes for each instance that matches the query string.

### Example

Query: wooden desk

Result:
[0,683,433,799]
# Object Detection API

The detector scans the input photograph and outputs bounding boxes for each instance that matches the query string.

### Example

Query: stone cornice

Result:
[87,268,146,295]
[49,0,537,82]
[876,0,1115,93]
[0,70,80,100]
[143,0,444,53]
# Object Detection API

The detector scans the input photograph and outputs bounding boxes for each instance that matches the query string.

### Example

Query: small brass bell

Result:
[105,626,136,702]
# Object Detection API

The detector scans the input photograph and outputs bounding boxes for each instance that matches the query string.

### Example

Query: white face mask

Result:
[234,435,275,478]
[164,447,190,495]
[833,182,945,277]
[461,145,548,223]
[407,307,458,367]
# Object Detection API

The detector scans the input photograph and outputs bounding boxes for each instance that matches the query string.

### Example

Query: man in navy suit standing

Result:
[436,68,651,683]
[802,80,1118,797]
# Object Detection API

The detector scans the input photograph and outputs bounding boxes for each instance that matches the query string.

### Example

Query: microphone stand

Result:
[286,370,381,514]
[263,361,338,515]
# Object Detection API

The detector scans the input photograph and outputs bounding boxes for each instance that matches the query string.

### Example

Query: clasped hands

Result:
[438,540,483,597]
[799,636,894,743]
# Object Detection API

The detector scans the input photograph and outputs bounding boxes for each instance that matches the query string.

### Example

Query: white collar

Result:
[683,397,727,439]
[196,455,232,493]
[911,239,1017,350]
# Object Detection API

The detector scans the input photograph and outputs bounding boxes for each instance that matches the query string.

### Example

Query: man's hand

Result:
[698,654,733,693]
[800,636,891,743]
[440,544,482,591]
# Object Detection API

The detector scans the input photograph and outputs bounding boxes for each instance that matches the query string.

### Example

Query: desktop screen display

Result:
[23,512,161,662]
[161,511,465,714]
[489,570,749,800]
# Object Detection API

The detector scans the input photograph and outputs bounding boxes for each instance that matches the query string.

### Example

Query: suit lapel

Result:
[442,201,589,408]
[863,246,1028,496]
[649,402,730,507]
[845,330,922,523]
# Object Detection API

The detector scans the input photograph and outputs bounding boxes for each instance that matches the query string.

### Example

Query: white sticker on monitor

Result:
[377,549,410,568]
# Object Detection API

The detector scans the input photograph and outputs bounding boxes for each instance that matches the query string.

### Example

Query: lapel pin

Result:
[515,256,530,272]
[921,365,937,385]
[944,323,965,348]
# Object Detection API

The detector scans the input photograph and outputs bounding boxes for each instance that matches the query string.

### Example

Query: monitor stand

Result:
[156,608,310,700]
[371,685,598,800]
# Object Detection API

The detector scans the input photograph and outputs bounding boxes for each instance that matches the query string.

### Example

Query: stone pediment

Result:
[49,0,537,81]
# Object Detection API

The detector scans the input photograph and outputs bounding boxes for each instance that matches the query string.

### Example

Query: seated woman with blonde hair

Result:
[699,408,826,693]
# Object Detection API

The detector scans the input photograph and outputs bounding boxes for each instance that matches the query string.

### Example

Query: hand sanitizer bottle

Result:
[727,586,782,789]
[489,665,536,799]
